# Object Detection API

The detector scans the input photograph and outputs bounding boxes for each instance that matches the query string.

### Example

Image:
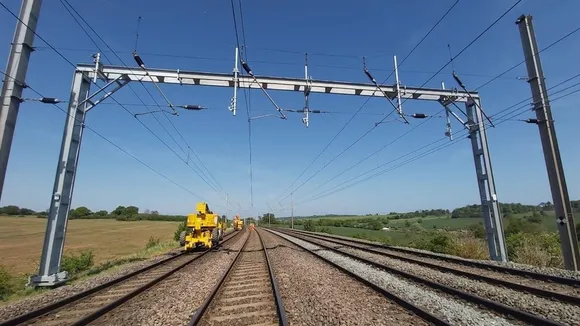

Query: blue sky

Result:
[0,0,579,217]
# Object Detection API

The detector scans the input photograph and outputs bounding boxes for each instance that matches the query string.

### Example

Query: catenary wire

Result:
[296,73,579,205]
[59,0,227,196]
[474,23,580,91]
[273,0,462,204]
[231,0,254,209]
[0,69,211,204]
[0,1,228,198]
[286,0,524,201]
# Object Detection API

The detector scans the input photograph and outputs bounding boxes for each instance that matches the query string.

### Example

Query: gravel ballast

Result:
[269,229,517,326]
[0,249,181,323]
[92,230,248,326]
[308,236,580,325]
[259,229,428,326]
[286,228,580,280]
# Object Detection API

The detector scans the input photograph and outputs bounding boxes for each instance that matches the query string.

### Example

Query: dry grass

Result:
[0,216,180,274]
[451,236,490,260]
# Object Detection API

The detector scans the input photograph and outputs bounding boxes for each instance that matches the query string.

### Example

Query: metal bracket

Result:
[176,69,183,86]
[393,55,403,118]
[303,53,312,128]
[229,47,239,116]
[92,52,107,83]
[81,74,130,113]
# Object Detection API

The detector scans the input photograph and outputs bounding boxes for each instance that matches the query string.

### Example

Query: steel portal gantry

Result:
[29,59,507,286]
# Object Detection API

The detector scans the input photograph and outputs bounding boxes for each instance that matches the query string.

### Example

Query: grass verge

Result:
[0,239,178,304]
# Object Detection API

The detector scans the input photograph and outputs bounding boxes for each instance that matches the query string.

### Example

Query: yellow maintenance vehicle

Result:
[232,214,244,231]
[179,202,224,251]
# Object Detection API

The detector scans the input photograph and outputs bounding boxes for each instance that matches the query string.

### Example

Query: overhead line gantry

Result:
[31,50,507,286]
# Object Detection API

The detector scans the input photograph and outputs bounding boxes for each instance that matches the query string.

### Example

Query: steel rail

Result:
[187,232,250,326]
[283,228,580,286]
[256,228,289,325]
[278,229,567,326]
[262,228,450,326]
[281,228,580,305]
[188,229,288,326]
[1,230,242,326]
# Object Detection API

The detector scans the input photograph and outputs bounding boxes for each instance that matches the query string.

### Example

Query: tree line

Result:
[450,201,580,219]
[0,205,187,222]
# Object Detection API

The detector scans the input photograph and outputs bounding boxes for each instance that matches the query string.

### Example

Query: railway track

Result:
[0,230,244,326]
[281,228,580,304]
[271,228,577,326]
[285,228,580,287]
[189,228,287,326]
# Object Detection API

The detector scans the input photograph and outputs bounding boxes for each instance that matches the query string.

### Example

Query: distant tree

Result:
[151,210,159,215]
[70,206,91,219]
[143,209,151,215]
[0,205,20,215]
[260,213,276,224]
[125,206,139,216]
[76,206,92,216]
[93,210,108,216]
[112,206,126,216]
[572,200,580,213]
[452,203,539,219]
[19,208,36,215]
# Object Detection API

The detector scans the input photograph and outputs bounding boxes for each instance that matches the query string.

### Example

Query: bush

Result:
[0,266,16,300]
[504,218,542,236]
[61,251,94,276]
[527,215,542,224]
[506,232,563,268]
[303,220,316,232]
[414,233,454,254]
[174,221,187,241]
[452,236,489,260]
[146,237,161,249]
[467,222,486,239]
[409,222,423,231]
[317,227,332,234]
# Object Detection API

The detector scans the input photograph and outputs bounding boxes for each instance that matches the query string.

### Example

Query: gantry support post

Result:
[29,70,91,287]
[516,14,580,270]
[466,98,507,262]
[0,0,42,202]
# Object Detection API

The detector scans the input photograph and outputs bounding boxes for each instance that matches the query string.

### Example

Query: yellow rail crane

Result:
[232,214,244,231]
[179,202,224,251]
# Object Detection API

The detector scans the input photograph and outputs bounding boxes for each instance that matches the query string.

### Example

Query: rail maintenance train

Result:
[232,214,244,231]
[179,202,225,251]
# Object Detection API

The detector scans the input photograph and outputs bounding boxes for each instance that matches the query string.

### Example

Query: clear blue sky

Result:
[0,0,578,217]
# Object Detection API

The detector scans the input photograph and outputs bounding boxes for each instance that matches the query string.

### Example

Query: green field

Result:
[287,214,394,221]
[289,224,433,245]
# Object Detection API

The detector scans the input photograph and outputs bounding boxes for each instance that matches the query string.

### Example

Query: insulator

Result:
[182,105,205,110]
[311,110,322,114]
[40,97,60,104]
[452,72,465,88]
[133,53,145,67]
[364,69,375,83]
[241,61,253,76]
[412,113,427,119]
[524,118,539,124]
